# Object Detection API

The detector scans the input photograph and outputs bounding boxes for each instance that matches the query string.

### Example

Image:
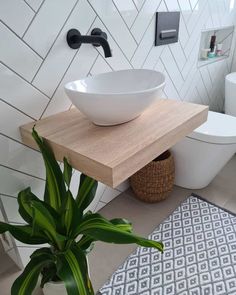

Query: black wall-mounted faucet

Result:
[67,28,112,58]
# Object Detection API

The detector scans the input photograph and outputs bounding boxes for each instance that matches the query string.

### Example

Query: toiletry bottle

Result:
[208,35,216,58]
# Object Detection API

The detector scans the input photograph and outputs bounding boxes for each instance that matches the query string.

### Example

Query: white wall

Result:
[0,0,236,267]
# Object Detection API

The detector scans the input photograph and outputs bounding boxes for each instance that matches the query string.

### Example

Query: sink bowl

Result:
[64,69,165,126]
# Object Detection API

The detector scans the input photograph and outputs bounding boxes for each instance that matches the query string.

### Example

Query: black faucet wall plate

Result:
[66,27,112,58]
[67,29,82,49]
[67,28,108,49]
[155,11,180,46]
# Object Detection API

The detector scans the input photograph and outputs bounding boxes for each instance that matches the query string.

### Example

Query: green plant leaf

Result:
[30,247,53,259]
[56,245,94,295]
[17,187,36,224]
[76,174,98,212]
[77,235,95,254]
[31,201,64,249]
[32,128,66,212]
[110,218,133,233]
[63,190,82,236]
[76,214,164,253]
[0,222,48,245]
[11,252,53,295]
[63,157,73,187]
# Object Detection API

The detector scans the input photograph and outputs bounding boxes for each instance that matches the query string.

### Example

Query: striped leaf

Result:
[11,251,53,295]
[63,157,73,188]
[32,128,66,212]
[0,222,48,245]
[17,187,36,224]
[63,190,82,235]
[110,218,133,233]
[77,235,95,253]
[76,214,164,253]
[31,201,64,249]
[76,174,98,212]
[56,245,94,295]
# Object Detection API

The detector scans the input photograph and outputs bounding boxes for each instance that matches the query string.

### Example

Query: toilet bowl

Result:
[171,111,236,189]
[225,72,236,116]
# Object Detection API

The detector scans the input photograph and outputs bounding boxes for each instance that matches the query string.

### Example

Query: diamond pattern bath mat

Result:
[98,194,236,295]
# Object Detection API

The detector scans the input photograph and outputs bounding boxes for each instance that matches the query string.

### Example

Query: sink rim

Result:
[64,69,165,96]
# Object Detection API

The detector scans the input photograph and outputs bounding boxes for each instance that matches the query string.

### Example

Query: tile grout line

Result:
[0,133,41,155]
[0,98,37,121]
[86,1,135,69]
[0,20,44,60]
[111,0,139,46]
[30,0,81,86]
[0,61,50,99]
[39,17,99,120]
[0,164,46,182]
[23,0,36,13]
[22,0,45,39]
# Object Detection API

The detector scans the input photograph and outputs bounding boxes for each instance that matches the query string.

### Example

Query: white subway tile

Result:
[1,195,25,224]
[0,100,33,141]
[160,47,184,91]
[0,166,44,199]
[0,63,48,119]
[88,0,137,59]
[131,0,161,43]
[92,18,132,71]
[100,187,120,203]
[23,0,77,57]
[0,135,45,179]
[113,0,138,28]
[90,55,112,75]
[0,0,34,37]
[132,0,146,10]
[131,17,155,68]
[0,23,42,81]
[24,0,44,12]
[43,44,98,117]
[32,0,96,97]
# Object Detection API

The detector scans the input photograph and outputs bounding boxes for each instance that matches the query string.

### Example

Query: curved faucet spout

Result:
[67,28,112,58]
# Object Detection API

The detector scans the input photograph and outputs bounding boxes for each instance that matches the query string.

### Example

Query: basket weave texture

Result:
[130,151,175,203]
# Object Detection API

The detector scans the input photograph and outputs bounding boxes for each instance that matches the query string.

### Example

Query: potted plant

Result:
[0,128,164,295]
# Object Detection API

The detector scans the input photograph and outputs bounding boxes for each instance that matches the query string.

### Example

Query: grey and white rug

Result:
[98,194,236,295]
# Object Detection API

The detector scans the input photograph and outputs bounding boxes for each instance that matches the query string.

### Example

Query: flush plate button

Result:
[155,12,180,46]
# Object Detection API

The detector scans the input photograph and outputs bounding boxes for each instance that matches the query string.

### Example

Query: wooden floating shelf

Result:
[20,99,208,188]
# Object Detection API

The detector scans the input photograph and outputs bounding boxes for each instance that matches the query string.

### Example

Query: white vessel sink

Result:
[64,69,165,126]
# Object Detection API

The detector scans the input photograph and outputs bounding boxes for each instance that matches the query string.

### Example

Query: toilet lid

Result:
[226,72,236,83]
[188,111,236,144]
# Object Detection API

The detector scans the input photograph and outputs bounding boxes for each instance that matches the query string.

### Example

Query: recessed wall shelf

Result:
[198,25,234,68]
[20,100,208,188]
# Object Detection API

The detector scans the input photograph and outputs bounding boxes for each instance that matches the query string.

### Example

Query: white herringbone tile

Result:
[113,0,138,28]
[0,22,42,81]
[23,0,78,58]
[32,0,96,97]
[131,0,162,43]
[43,44,98,117]
[0,63,49,119]
[0,0,34,37]
[0,135,45,179]
[0,101,34,141]
[88,0,137,59]
[24,0,44,12]
[0,166,44,199]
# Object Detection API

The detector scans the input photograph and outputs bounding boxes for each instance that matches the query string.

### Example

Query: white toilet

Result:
[172,73,236,189]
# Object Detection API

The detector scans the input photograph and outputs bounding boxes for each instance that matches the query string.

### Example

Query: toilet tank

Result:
[225,72,236,116]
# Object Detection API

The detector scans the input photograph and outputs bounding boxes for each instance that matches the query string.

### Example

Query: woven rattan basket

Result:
[130,150,175,203]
